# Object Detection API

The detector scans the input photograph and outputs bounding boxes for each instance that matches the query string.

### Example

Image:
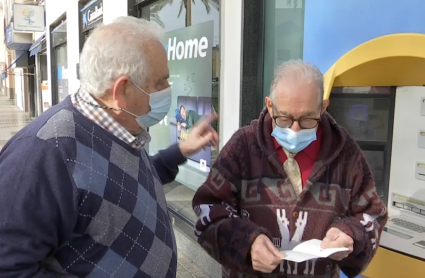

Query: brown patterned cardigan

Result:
[192,108,388,278]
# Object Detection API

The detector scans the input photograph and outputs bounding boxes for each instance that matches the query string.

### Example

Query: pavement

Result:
[0,93,211,278]
[0,95,33,150]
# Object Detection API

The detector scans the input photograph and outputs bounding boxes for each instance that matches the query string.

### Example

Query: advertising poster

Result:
[41,81,51,112]
[149,21,214,171]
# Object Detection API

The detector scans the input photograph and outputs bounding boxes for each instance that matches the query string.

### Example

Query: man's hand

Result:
[321,228,354,261]
[179,115,219,157]
[251,234,284,273]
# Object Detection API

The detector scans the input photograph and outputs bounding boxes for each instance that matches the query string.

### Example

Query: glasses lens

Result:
[300,119,318,129]
[275,117,292,128]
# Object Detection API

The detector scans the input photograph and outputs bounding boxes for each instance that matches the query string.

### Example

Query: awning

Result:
[29,33,46,57]
[323,33,425,99]
[4,51,28,71]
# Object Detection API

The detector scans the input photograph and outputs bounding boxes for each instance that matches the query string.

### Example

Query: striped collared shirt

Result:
[71,89,150,150]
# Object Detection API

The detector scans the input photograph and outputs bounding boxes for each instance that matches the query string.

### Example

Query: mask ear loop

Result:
[130,80,150,97]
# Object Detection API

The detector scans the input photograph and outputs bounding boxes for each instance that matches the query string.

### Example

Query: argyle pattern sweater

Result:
[192,108,388,278]
[0,97,185,277]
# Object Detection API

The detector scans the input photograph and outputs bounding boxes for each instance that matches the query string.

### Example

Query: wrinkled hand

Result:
[321,228,354,261]
[251,234,285,273]
[179,115,219,157]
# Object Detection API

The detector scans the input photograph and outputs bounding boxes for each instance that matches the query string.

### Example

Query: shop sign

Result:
[13,4,45,32]
[81,0,103,31]
[5,24,12,45]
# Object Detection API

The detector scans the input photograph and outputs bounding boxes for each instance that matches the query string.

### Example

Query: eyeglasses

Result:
[273,115,320,129]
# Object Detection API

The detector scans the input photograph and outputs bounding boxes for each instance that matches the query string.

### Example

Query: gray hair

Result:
[269,59,324,104]
[79,16,163,97]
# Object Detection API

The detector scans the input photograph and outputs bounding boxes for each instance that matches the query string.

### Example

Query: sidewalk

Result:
[0,95,33,150]
[0,94,211,278]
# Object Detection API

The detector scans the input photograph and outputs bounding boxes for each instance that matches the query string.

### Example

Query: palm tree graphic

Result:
[149,0,219,28]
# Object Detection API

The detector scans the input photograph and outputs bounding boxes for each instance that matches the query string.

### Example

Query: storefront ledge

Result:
[170,207,222,278]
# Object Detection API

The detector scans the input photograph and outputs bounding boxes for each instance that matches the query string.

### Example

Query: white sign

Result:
[159,116,168,126]
[167,37,208,61]
[13,4,45,32]
[88,4,103,23]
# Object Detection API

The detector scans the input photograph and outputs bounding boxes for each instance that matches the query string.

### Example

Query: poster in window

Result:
[149,21,214,170]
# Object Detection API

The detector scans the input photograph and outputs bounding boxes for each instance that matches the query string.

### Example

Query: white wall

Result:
[219,0,243,149]
[388,86,425,219]
[14,68,23,110]
[0,7,5,64]
[103,0,128,24]
[66,1,80,95]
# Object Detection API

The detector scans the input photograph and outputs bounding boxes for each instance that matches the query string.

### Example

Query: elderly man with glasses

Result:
[192,60,387,278]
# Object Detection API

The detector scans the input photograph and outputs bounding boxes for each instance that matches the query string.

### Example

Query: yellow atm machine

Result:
[323,34,425,278]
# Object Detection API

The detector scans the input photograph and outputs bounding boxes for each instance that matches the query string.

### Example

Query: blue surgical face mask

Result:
[271,126,317,153]
[122,81,172,130]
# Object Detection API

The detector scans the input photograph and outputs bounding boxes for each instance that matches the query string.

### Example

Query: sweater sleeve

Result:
[0,137,78,278]
[330,150,388,277]
[150,143,187,184]
[192,131,271,273]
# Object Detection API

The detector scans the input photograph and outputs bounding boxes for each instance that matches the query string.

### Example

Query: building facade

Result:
[6,0,424,277]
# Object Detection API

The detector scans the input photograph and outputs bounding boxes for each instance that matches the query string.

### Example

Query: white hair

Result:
[79,16,164,97]
[269,59,324,104]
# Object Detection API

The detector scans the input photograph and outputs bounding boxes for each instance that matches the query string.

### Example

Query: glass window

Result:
[263,0,305,100]
[331,86,391,94]
[139,0,220,222]
[327,86,394,206]
[363,150,385,199]
[141,1,187,32]
[55,44,68,104]
[327,97,390,142]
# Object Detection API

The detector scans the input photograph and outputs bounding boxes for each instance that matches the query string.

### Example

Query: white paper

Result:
[281,239,349,263]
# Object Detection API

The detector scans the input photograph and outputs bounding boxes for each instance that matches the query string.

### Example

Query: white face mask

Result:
[121,81,172,130]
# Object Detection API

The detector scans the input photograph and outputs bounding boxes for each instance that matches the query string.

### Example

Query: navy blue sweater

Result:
[0,97,186,277]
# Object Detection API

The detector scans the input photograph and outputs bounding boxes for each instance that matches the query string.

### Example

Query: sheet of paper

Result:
[281,239,349,263]
[281,250,318,263]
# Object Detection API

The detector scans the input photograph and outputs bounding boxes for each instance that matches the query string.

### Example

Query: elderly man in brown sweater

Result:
[192,59,387,278]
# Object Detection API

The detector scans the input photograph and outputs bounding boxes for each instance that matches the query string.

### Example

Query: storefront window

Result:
[51,21,68,105]
[55,44,68,103]
[263,0,305,100]
[137,0,220,222]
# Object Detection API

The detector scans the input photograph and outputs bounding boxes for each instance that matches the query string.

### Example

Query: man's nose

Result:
[291,121,302,132]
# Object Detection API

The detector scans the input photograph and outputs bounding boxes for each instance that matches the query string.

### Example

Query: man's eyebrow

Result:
[274,110,317,118]
[302,111,317,117]
[274,110,292,117]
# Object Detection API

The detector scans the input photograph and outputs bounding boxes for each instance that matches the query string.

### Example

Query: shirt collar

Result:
[73,89,151,150]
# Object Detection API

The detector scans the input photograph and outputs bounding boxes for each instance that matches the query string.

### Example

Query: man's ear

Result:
[322,99,330,112]
[265,96,273,115]
[112,76,130,108]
